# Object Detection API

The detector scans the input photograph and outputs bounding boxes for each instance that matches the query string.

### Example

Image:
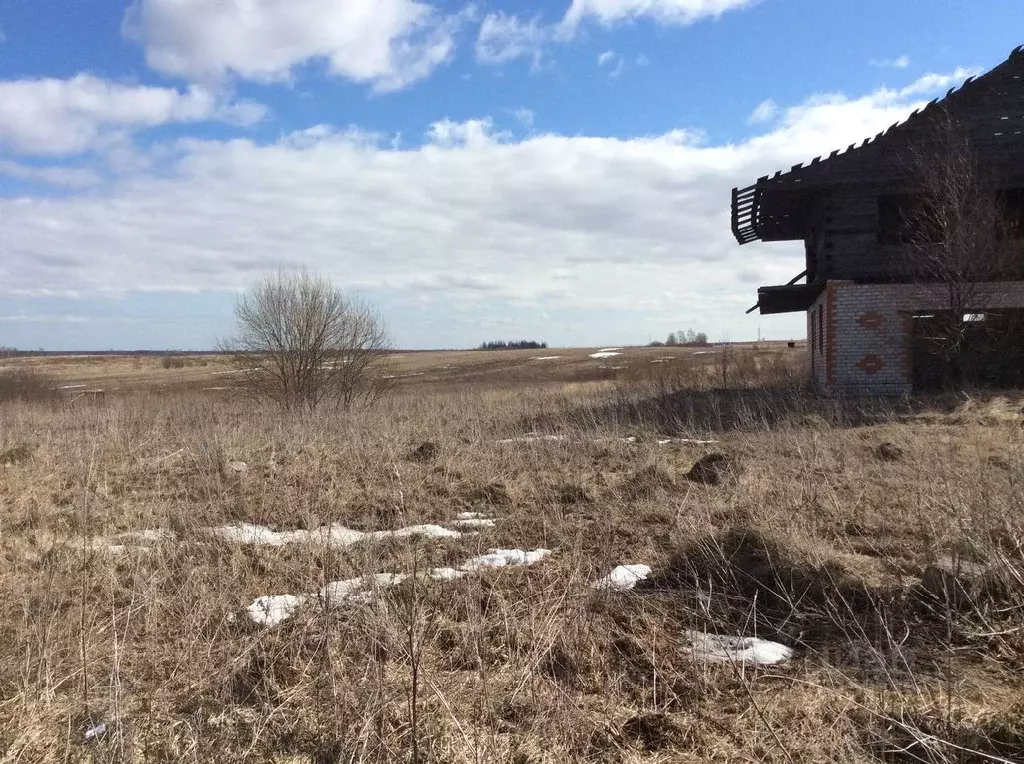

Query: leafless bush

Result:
[220,269,393,411]
[0,367,59,403]
[160,356,186,369]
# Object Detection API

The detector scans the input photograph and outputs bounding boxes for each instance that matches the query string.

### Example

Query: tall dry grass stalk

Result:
[0,353,1022,762]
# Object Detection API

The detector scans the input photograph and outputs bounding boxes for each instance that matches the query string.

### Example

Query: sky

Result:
[0,1,1022,350]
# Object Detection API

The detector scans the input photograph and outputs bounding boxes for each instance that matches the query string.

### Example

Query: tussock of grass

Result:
[1,348,1023,761]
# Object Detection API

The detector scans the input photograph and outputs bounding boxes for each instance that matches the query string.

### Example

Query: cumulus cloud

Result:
[0,74,265,156]
[562,0,756,29]
[0,160,100,188]
[0,68,971,345]
[475,12,551,66]
[871,55,911,69]
[125,0,470,92]
[477,0,752,66]
[748,98,779,124]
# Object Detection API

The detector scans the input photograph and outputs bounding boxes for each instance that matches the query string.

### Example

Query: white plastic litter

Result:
[84,722,107,741]
[685,630,793,665]
[592,564,652,591]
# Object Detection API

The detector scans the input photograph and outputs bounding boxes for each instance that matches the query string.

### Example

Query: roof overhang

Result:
[753,283,823,315]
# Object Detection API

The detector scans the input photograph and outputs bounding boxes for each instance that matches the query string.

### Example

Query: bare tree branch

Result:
[219,269,393,411]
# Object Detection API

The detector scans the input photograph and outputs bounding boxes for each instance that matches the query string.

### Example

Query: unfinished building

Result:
[731,46,1024,395]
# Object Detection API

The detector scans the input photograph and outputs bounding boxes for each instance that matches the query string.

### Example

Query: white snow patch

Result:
[588,351,622,358]
[533,356,562,360]
[59,384,86,389]
[427,567,467,580]
[202,386,229,390]
[692,351,711,355]
[496,433,567,444]
[321,573,408,606]
[592,564,651,591]
[247,594,308,627]
[244,547,553,625]
[453,518,497,529]
[210,367,260,375]
[656,438,718,446]
[461,548,552,571]
[685,630,793,665]
[211,522,459,547]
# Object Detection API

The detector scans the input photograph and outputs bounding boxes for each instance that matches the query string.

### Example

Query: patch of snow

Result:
[321,573,408,606]
[247,594,308,627]
[592,564,652,591]
[211,522,460,547]
[496,433,567,444]
[427,567,467,580]
[244,547,554,625]
[588,351,622,358]
[59,384,86,389]
[461,548,552,571]
[455,511,485,520]
[210,368,260,375]
[692,351,710,355]
[84,722,107,741]
[597,348,621,352]
[533,356,562,360]
[685,630,793,665]
[656,438,719,446]
[118,529,177,543]
[202,386,230,390]
[373,524,460,541]
[453,517,497,529]
[227,460,247,473]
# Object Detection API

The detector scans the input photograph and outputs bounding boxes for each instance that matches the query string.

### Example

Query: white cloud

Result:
[513,107,535,129]
[475,12,551,66]
[0,68,972,346]
[0,160,100,188]
[562,0,756,29]
[478,1,752,66]
[598,49,615,66]
[896,67,980,97]
[125,0,469,92]
[748,98,779,124]
[0,74,265,156]
[871,55,911,69]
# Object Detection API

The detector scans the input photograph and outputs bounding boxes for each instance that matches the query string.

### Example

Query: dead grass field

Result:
[2,343,1024,763]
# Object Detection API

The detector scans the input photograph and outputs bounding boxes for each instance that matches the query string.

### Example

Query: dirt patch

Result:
[0,444,33,466]
[685,453,737,485]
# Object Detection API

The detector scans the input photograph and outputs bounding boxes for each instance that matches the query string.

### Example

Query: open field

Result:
[2,345,1024,763]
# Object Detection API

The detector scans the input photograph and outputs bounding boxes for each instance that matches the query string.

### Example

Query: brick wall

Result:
[810,280,1024,396]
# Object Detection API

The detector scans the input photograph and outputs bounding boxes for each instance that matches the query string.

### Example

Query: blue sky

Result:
[1,1,1021,350]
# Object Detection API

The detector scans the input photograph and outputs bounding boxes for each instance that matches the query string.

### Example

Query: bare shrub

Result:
[0,367,59,403]
[160,355,186,369]
[220,269,393,411]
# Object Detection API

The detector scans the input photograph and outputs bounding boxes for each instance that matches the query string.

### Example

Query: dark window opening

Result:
[878,194,943,245]
[999,189,1024,238]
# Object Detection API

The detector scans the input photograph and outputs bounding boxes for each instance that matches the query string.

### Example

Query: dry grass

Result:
[1,345,1024,762]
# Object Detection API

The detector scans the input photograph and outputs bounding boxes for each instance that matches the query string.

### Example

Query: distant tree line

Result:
[478,340,548,351]
[648,329,709,348]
